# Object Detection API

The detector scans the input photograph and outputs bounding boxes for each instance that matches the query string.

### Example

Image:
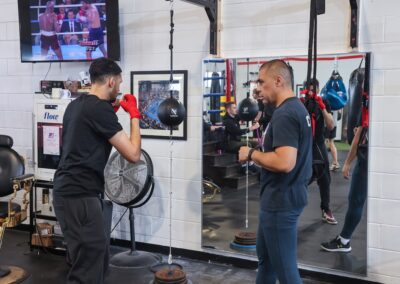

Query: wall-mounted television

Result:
[18,0,120,62]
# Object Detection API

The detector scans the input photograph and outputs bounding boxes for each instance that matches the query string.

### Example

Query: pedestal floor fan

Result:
[104,149,161,268]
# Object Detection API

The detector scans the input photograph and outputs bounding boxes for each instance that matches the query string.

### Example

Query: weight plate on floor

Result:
[154,268,187,284]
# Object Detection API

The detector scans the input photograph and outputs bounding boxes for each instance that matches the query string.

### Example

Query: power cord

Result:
[110,207,128,234]
[43,62,52,81]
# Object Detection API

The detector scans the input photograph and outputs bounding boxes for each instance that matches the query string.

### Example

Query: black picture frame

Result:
[296,84,305,98]
[131,70,188,140]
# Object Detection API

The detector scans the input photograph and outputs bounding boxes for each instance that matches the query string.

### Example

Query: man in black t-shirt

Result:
[303,80,336,225]
[222,102,259,153]
[239,60,312,284]
[53,58,141,284]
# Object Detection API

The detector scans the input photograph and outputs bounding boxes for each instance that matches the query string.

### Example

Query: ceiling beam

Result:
[182,0,218,55]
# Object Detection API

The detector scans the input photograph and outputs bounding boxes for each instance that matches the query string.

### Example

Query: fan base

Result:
[109,250,162,268]
[0,266,11,277]
[149,280,192,284]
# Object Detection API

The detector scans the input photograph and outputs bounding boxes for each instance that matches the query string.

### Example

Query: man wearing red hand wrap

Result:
[302,79,337,225]
[53,58,141,284]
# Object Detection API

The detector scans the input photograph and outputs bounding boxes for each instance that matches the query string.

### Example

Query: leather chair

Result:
[0,135,34,279]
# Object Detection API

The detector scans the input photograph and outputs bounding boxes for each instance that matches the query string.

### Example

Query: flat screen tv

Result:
[18,0,120,62]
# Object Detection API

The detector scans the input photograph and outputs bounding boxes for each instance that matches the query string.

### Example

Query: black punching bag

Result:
[238,98,259,122]
[347,68,365,144]
[210,71,222,124]
[157,97,186,126]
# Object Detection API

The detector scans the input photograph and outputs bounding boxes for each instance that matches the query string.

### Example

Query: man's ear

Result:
[275,75,284,87]
[108,76,115,88]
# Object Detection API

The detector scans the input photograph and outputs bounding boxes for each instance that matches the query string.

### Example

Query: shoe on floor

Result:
[322,209,338,225]
[321,236,352,252]
[330,163,340,171]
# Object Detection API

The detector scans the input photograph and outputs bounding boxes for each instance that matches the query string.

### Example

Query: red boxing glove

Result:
[314,95,326,110]
[111,101,120,113]
[300,89,309,96]
[120,94,140,119]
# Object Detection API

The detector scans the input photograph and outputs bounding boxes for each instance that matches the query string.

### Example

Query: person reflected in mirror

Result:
[53,58,141,284]
[325,109,342,171]
[239,60,312,284]
[252,88,264,125]
[203,111,225,148]
[303,79,337,225]
[321,126,368,252]
[254,87,276,132]
[223,101,259,153]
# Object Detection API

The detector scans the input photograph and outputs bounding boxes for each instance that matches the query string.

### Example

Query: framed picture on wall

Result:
[131,70,188,140]
[296,84,305,98]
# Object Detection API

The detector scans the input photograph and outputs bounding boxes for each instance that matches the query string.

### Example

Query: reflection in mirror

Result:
[202,53,369,276]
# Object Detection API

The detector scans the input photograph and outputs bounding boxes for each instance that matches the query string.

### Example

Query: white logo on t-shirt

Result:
[306,115,311,127]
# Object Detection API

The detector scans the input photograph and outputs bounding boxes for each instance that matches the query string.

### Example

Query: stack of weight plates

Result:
[153,268,192,284]
[230,231,257,251]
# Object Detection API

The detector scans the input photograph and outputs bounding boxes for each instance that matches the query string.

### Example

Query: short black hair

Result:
[81,0,92,3]
[89,57,122,84]
[225,101,235,109]
[304,78,319,89]
[259,59,293,88]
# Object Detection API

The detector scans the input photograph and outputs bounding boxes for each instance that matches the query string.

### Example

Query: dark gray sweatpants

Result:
[53,194,112,284]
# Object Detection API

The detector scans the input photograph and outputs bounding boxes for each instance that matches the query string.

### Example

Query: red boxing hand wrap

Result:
[314,95,326,110]
[120,94,140,119]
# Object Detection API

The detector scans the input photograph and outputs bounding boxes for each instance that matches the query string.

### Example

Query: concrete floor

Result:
[0,230,333,284]
[203,149,367,277]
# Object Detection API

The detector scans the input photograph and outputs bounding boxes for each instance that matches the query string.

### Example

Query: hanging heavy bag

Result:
[210,71,222,124]
[320,70,348,110]
[303,96,326,184]
[347,68,365,144]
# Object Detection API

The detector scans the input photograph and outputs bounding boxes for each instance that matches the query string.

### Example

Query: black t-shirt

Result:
[54,95,123,197]
[307,98,331,145]
[223,114,248,142]
[260,97,312,211]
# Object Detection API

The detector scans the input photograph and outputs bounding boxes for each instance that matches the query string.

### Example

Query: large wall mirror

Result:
[202,52,369,276]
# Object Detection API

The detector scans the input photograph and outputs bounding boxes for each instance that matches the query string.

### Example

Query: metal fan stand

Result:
[107,150,162,268]
[110,207,161,268]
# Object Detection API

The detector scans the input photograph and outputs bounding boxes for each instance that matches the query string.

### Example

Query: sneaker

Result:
[322,209,338,225]
[330,163,340,171]
[321,236,352,252]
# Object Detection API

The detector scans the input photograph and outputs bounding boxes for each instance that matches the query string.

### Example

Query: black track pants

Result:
[53,194,110,284]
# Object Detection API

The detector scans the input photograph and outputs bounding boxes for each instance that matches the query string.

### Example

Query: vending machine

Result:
[33,94,73,181]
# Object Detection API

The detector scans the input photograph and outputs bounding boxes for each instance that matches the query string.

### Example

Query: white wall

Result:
[360,1,400,283]
[1,0,400,282]
[0,0,208,251]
